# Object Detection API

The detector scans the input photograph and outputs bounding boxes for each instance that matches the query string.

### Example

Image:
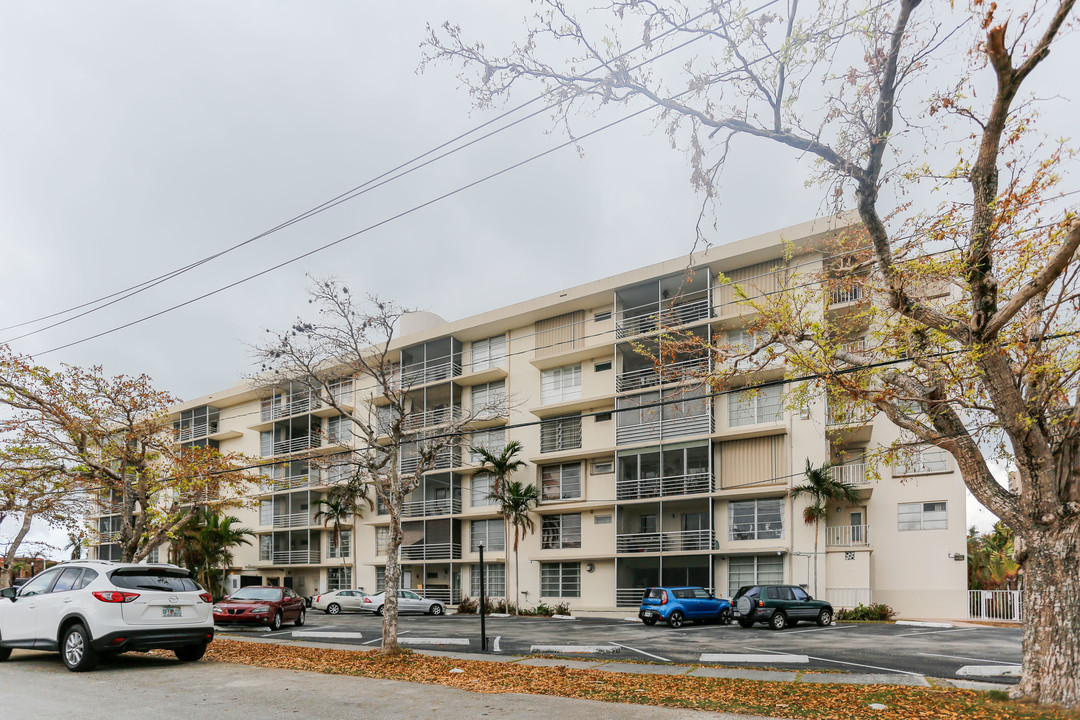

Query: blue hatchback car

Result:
[638,586,733,628]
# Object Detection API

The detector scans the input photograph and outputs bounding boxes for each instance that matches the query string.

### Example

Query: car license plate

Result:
[642,610,656,617]
[162,606,181,617]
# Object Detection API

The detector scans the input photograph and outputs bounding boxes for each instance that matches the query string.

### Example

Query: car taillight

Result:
[757,600,764,607]
[315,595,321,603]
[199,593,212,603]
[363,597,371,603]
[661,590,668,604]
[93,591,140,603]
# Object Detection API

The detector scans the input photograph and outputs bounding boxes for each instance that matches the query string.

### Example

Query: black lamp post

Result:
[478,541,487,652]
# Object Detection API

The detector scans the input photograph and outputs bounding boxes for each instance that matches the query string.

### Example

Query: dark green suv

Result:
[732,585,833,630]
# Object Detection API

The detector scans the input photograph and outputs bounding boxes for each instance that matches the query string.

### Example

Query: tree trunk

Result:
[1011,522,1080,707]
[514,542,521,616]
[506,517,514,614]
[813,520,820,598]
[381,512,402,654]
[0,514,34,588]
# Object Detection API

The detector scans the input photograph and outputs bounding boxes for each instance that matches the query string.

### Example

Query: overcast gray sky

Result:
[1,2,1074,555]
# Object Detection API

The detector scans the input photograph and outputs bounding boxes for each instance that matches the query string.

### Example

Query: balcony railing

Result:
[616,529,714,553]
[271,549,321,564]
[616,472,713,500]
[98,502,122,515]
[272,435,320,455]
[272,512,314,529]
[98,531,121,543]
[175,421,219,442]
[826,404,873,427]
[262,474,316,493]
[261,393,316,422]
[833,462,870,486]
[402,406,463,432]
[402,498,462,518]
[830,286,865,306]
[399,445,460,475]
[399,358,462,388]
[615,356,709,393]
[616,587,648,607]
[825,524,870,546]
[615,295,711,338]
[399,542,461,561]
[615,411,712,445]
[419,588,463,606]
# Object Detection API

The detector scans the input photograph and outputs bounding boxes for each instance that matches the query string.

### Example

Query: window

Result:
[895,446,949,475]
[591,458,614,474]
[594,310,612,322]
[540,414,582,453]
[51,568,83,593]
[260,500,272,526]
[327,567,351,591]
[541,562,580,597]
[470,563,505,597]
[376,527,390,555]
[595,412,612,422]
[74,569,97,590]
[471,380,507,416]
[594,514,612,525]
[470,428,506,463]
[146,545,160,564]
[470,519,506,552]
[727,555,784,597]
[471,335,507,372]
[259,535,272,561]
[328,530,352,558]
[729,499,784,540]
[541,514,582,549]
[541,463,582,501]
[594,360,612,372]
[729,385,783,426]
[471,473,497,507]
[541,364,582,404]
[898,501,948,531]
[376,567,385,592]
[326,415,352,445]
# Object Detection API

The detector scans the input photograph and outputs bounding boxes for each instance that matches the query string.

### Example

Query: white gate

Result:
[968,589,1022,621]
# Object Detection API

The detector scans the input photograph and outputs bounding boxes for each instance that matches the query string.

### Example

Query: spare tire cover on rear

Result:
[736,596,753,615]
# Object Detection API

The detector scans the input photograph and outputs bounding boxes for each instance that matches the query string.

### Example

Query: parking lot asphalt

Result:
[215,611,1021,686]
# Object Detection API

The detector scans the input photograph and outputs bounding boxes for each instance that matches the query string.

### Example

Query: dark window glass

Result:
[74,569,98,590]
[764,586,779,600]
[51,568,83,593]
[645,588,663,600]
[109,570,199,592]
[692,588,710,599]
[229,587,282,601]
[792,587,810,601]
[673,589,694,599]
[778,586,795,601]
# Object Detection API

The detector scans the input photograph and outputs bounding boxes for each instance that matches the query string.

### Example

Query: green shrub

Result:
[835,602,897,622]
[457,596,478,614]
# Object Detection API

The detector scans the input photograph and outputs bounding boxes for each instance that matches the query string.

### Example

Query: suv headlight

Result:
[251,605,270,614]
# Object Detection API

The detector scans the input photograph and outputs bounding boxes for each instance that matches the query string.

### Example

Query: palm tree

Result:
[471,441,527,610]
[315,491,357,582]
[174,510,254,597]
[490,479,540,615]
[791,460,860,597]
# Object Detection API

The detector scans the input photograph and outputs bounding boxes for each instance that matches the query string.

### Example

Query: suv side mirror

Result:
[1,587,17,601]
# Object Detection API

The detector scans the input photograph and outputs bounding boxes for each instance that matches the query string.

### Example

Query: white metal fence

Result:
[968,589,1022,622]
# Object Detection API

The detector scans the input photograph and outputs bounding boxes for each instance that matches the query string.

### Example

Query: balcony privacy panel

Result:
[717,260,784,310]
[717,435,788,489]
[535,311,585,358]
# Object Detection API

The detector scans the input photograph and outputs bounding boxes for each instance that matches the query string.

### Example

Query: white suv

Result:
[0,559,214,671]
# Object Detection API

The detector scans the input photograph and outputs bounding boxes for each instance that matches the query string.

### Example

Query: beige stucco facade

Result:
[91,215,970,619]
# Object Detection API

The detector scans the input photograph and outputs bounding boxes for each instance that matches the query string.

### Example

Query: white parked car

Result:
[312,589,369,615]
[359,589,445,616]
[0,560,214,671]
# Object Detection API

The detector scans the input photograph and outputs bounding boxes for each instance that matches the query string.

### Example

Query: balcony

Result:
[615,356,709,393]
[825,524,870,547]
[616,529,714,553]
[400,445,460,475]
[261,393,316,422]
[402,406,463,432]
[175,421,220,443]
[262,473,317,493]
[616,295,711,338]
[399,542,461,561]
[402,498,462,518]
[399,357,462,388]
[833,462,870,486]
[826,404,873,427]
[98,531,121,543]
[616,472,713,500]
[272,435,320,455]
[270,549,321,564]
[830,286,865,306]
[272,512,314,529]
[615,410,712,445]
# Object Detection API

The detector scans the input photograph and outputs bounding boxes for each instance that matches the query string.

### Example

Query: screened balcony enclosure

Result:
[615,328,710,393]
[174,405,220,442]
[402,383,463,432]
[260,415,319,456]
[616,442,712,500]
[401,518,462,560]
[261,491,316,529]
[399,437,461,475]
[400,473,463,517]
[615,555,712,606]
[261,529,321,565]
[399,337,463,388]
[616,499,713,553]
[615,389,711,445]
[615,272,711,338]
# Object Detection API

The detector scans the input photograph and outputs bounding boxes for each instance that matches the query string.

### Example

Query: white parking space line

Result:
[956,665,1022,677]
[780,625,860,635]
[493,636,501,652]
[608,643,671,662]
[531,645,621,654]
[292,631,364,639]
[918,652,1020,665]
[399,638,470,646]
[363,629,409,645]
[895,620,953,628]
[744,647,923,676]
[895,628,975,637]
[701,654,808,663]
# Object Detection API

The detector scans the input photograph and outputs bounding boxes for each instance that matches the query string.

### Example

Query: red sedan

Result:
[212,586,306,630]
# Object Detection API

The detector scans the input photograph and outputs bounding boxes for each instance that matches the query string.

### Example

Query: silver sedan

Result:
[357,589,446,616]
[312,589,368,615]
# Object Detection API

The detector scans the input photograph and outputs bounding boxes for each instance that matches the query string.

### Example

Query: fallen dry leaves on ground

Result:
[205,639,1077,720]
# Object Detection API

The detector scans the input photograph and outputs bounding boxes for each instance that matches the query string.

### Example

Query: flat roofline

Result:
[176,213,857,409]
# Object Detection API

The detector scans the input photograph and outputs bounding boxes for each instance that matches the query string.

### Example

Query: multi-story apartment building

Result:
[90,216,970,618]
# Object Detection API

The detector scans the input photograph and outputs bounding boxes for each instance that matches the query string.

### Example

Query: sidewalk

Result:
[227,633,1007,692]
